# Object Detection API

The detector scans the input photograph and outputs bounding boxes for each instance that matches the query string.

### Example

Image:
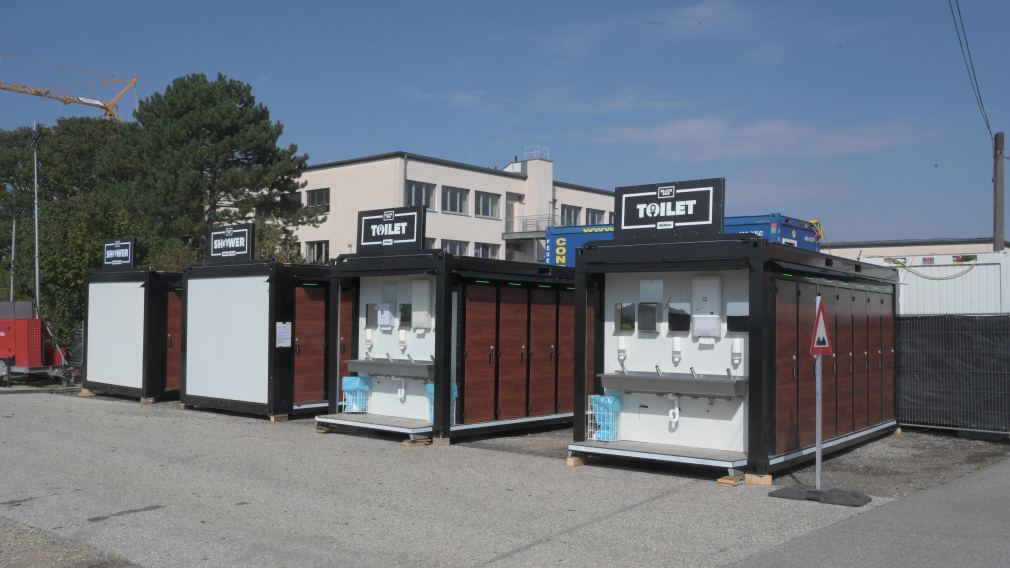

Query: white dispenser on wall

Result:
[691,275,722,343]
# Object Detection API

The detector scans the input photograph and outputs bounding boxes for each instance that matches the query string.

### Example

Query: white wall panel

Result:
[86,281,146,388]
[186,276,270,404]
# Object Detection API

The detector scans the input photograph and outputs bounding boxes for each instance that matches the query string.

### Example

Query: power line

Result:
[947,0,993,141]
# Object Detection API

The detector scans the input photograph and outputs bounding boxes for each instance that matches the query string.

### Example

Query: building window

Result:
[441,239,468,256]
[305,240,329,263]
[405,180,435,210]
[586,208,604,225]
[442,186,469,215]
[560,205,581,227]
[285,191,301,207]
[305,188,330,212]
[424,238,436,250]
[474,242,500,259]
[474,191,500,219]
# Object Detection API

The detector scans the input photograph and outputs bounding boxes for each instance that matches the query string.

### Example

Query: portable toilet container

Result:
[180,224,332,420]
[568,179,898,475]
[83,238,183,401]
[315,206,590,440]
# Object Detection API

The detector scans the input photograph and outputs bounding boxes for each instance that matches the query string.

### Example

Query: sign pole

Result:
[814,295,823,491]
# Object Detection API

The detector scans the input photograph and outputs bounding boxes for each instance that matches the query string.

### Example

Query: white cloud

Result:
[399,88,487,109]
[650,0,749,38]
[532,87,684,114]
[599,116,915,161]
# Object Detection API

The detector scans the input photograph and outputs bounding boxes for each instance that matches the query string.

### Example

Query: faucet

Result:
[655,365,664,377]
[689,367,698,379]
[385,352,393,362]
[364,351,373,361]
[407,354,415,364]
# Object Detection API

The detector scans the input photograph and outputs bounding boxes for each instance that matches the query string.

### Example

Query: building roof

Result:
[306,150,612,196]
[824,237,1010,249]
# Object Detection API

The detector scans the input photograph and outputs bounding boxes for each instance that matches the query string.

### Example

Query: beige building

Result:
[292,151,614,263]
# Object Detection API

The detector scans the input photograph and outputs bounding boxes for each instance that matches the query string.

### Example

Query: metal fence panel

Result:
[897,314,1010,433]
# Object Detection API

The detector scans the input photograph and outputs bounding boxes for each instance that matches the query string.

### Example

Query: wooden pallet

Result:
[717,474,745,487]
[78,388,96,398]
[401,438,432,447]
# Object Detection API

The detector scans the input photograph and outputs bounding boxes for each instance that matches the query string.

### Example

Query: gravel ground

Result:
[2,393,1008,568]
[0,518,135,568]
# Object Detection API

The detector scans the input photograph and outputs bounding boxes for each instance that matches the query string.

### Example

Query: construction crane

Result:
[0,77,137,120]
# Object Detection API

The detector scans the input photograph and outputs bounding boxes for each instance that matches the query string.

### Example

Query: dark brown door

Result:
[529,289,558,416]
[797,282,818,448]
[463,285,496,423]
[293,286,327,404]
[868,291,883,425]
[836,288,854,435]
[852,289,869,430]
[336,288,354,379]
[775,279,799,454]
[882,292,896,421]
[165,290,183,391]
[558,290,576,413]
[497,287,529,420]
[583,289,598,408]
[822,288,838,440]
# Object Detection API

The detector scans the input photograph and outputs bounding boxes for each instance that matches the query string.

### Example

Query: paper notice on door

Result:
[276,322,292,348]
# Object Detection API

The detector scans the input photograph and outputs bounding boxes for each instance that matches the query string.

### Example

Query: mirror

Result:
[638,303,658,332]
[615,303,635,331]
[399,304,412,329]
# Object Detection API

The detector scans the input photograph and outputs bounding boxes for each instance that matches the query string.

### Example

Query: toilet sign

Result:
[357,206,426,255]
[809,298,833,356]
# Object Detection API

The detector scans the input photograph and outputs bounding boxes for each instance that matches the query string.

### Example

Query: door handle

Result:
[791,354,797,379]
[340,343,345,354]
[295,339,301,355]
[488,352,494,366]
[167,334,173,349]
[521,351,526,365]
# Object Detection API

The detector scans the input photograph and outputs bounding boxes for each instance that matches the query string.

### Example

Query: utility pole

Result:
[31,123,41,317]
[995,132,1005,252]
[6,183,14,302]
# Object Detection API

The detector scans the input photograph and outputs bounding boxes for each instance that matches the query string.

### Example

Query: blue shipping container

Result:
[544,214,820,267]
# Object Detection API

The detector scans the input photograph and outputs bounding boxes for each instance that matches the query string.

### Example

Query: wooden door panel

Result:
[497,287,529,420]
[868,291,883,425]
[882,293,896,421]
[852,289,869,430]
[822,288,838,440]
[836,289,854,435]
[165,290,183,391]
[797,282,818,447]
[463,285,496,423]
[293,286,327,403]
[775,280,799,454]
[558,291,576,413]
[529,289,558,416]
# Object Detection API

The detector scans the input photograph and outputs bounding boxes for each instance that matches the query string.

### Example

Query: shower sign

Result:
[614,178,725,241]
[208,224,254,263]
[357,206,426,254]
[102,238,136,270]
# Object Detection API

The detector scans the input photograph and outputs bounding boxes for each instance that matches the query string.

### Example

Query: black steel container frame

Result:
[83,268,182,400]
[571,235,898,475]
[180,261,331,417]
[328,250,575,438]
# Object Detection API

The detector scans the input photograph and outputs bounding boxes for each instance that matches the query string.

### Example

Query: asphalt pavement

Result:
[1,393,877,568]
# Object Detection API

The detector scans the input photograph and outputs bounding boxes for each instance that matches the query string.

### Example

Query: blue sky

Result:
[3,0,1007,242]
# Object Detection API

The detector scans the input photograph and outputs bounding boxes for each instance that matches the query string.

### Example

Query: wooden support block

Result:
[894,427,903,436]
[78,388,96,398]
[178,402,191,410]
[315,425,333,434]
[745,474,773,486]
[401,438,432,447]
[717,474,745,487]
[139,397,156,405]
[268,414,289,423]
[565,456,586,467]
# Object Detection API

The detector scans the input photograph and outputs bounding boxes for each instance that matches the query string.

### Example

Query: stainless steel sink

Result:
[345,358,435,380]
[600,371,748,398]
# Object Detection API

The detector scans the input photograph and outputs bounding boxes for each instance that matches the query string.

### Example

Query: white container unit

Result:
[350,274,437,422]
[596,270,750,455]
[862,250,1009,315]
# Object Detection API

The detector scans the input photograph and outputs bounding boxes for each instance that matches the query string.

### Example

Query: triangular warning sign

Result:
[810,299,833,356]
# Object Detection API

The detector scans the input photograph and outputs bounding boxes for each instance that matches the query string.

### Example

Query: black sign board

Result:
[102,238,136,270]
[357,206,425,254]
[208,223,255,263]
[613,178,725,241]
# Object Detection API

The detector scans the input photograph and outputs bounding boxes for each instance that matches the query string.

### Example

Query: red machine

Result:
[0,317,63,368]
